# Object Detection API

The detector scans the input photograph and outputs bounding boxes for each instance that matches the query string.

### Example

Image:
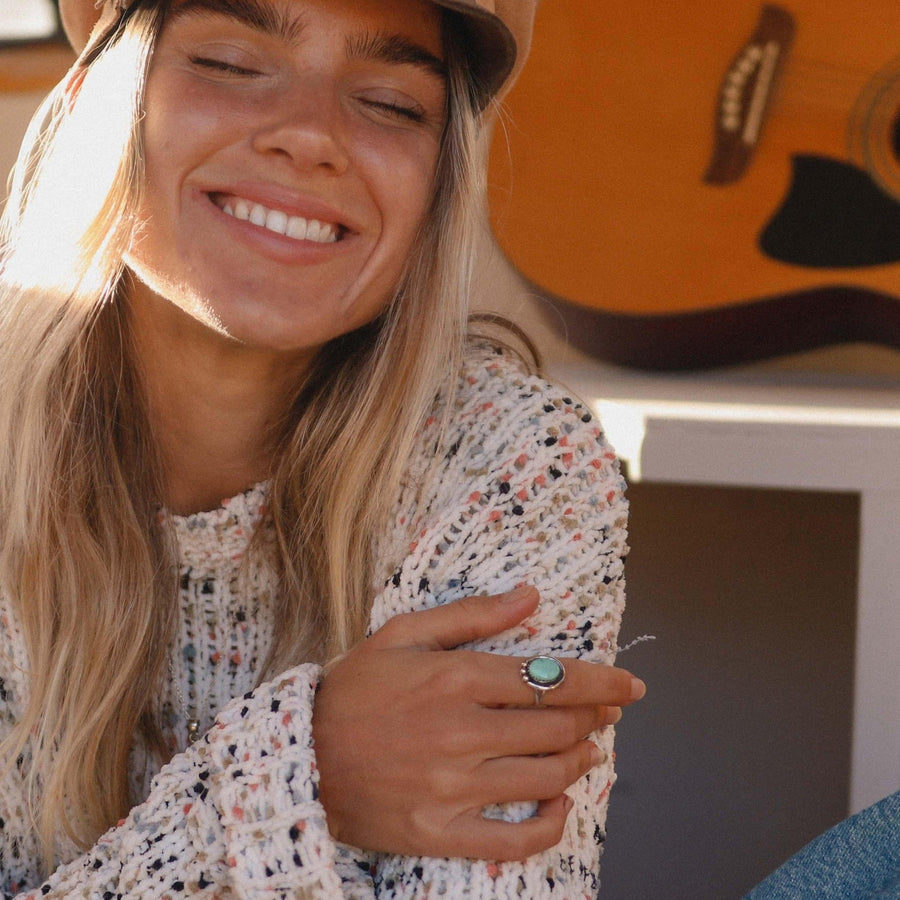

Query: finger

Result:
[603,706,623,726]
[371,586,540,650]
[470,705,606,757]
[466,653,643,709]
[521,659,643,709]
[443,795,572,861]
[474,740,604,806]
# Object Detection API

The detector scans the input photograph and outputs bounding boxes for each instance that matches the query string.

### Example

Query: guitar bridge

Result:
[705,4,795,185]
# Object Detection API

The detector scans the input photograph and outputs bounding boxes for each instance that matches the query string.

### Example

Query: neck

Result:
[126,287,313,515]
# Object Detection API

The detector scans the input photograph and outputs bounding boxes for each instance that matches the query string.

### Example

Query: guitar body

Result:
[488,2,900,368]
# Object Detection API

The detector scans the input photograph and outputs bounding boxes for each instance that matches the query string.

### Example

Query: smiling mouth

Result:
[210,193,342,243]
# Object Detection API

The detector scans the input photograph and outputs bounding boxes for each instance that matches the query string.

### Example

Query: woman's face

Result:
[126,0,447,354]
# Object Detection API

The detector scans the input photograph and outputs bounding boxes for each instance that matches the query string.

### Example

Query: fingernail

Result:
[630,677,646,701]
[563,794,574,813]
[589,744,605,767]
[500,585,537,604]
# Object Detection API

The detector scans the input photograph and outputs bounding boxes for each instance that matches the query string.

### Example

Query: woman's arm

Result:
[313,589,639,860]
[322,350,635,897]
[8,664,343,899]
[7,589,633,899]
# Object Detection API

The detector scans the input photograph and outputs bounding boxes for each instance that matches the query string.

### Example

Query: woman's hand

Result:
[311,586,645,861]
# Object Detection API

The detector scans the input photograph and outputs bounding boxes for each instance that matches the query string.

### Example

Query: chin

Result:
[220,314,362,357]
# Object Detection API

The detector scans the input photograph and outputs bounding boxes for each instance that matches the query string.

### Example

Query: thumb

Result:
[372,586,540,650]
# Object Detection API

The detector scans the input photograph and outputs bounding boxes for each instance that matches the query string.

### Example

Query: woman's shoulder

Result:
[371,338,628,642]
[453,337,550,407]
[429,338,619,477]
[388,338,626,548]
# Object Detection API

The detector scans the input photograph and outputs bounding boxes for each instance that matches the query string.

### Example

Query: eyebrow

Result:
[346,31,448,82]
[167,0,306,45]
[166,0,448,82]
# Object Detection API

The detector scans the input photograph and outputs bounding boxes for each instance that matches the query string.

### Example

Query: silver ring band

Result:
[521,655,566,706]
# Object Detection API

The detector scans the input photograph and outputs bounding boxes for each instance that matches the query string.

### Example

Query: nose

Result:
[251,82,350,175]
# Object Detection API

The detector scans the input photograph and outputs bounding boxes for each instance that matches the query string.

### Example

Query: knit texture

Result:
[0,345,628,898]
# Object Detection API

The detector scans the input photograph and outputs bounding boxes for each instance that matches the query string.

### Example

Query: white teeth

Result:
[286,215,307,240]
[218,195,339,243]
[266,209,288,235]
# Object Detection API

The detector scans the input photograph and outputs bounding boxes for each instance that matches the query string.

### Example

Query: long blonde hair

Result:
[0,0,485,859]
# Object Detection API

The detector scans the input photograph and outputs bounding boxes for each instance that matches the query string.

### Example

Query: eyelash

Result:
[364,99,426,123]
[190,56,258,77]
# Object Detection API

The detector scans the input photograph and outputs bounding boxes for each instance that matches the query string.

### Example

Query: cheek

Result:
[358,133,441,238]
[138,86,191,223]
[140,72,249,187]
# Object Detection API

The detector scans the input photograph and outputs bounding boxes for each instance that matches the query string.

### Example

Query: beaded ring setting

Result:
[521,655,566,706]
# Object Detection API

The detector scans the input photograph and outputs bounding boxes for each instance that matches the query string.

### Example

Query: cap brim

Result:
[431,0,516,102]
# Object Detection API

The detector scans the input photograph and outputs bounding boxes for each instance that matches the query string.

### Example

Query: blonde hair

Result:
[0,0,485,861]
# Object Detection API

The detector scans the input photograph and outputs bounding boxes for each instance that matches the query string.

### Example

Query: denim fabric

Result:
[744,791,900,899]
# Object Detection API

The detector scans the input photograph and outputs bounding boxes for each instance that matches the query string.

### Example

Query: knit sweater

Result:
[0,345,628,899]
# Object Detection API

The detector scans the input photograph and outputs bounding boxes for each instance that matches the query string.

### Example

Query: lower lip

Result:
[199,191,351,264]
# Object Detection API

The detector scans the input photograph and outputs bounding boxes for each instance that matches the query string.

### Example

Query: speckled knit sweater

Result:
[0,345,628,899]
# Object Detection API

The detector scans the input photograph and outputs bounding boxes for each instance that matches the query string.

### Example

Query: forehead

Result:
[164,0,445,47]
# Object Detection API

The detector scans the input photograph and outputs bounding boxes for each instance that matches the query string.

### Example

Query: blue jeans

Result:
[743,791,900,899]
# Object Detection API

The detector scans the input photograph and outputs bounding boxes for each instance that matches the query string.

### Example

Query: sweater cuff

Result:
[206,663,343,896]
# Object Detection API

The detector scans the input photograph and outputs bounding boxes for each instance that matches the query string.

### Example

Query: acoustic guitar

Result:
[487,2,900,369]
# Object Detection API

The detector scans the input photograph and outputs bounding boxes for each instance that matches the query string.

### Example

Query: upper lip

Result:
[202,181,358,234]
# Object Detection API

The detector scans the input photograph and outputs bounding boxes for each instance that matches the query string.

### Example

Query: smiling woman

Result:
[128,0,448,366]
[0,1,640,897]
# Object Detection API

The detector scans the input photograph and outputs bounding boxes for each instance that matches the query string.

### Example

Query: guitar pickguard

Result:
[760,154,900,267]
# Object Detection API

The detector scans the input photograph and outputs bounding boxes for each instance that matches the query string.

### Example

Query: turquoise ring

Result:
[521,655,567,706]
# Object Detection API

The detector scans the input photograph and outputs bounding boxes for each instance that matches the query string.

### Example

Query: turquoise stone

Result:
[525,656,565,687]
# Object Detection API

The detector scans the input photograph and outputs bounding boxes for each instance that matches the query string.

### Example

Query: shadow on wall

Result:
[601,481,858,900]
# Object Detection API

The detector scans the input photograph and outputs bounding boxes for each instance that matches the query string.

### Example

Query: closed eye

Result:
[190,56,260,77]
[362,98,427,123]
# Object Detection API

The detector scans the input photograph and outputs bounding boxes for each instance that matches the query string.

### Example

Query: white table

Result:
[554,362,900,815]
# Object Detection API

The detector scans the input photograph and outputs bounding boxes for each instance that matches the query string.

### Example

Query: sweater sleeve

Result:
[8,664,345,900]
[336,350,629,899]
